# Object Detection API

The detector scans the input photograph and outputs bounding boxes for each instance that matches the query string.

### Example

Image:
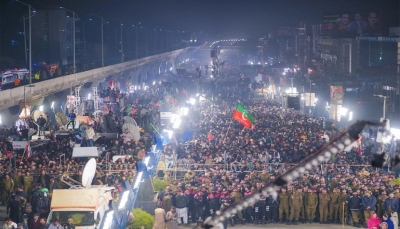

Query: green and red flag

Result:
[232,103,255,128]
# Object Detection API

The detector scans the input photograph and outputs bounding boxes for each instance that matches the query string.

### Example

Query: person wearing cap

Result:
[377,190,388,217]
[278,188,289,224]
[305,188,318,224]
[346,189,362,227]
[362,190,377,226]
[64,218,75,229]
[318,188,331,224]
[339,189,349,224]
[1,174,14,205]
[329,188,340,224]
[288,187,303,225]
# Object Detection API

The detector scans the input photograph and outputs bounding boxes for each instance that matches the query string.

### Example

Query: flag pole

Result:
[150,123,161,136]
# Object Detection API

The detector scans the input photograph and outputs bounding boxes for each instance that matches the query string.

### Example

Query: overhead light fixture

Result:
[173,118,182,129]
[340,107,348,116]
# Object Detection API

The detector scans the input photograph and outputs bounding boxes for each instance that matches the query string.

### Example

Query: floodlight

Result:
[153,81,156,85]
[340,107,348,116]
[189,98,196,105]
[173,118,182,129]
[39,105,43,112]
[348,112,353,121]
[391,128,400,140]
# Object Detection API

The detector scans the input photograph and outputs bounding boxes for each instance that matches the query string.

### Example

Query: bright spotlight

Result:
[39,105,43,112]
[163,129,174,139]
[180,107,189,116]
[348,111,353,121]
[340,107,348,116]
[153,81,156,85]
[196,93,200,97]
[282,72,286,75]
[51,102,55,109]
[391,128,400,140]
[173,118,182,129]
[189,98,196,105]
[169,67,173,71]
[88,93,91,100]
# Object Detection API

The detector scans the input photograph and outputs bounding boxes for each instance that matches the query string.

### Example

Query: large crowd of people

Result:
[0,49,398,229]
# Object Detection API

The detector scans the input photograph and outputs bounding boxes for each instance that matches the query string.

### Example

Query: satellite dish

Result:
[139,108,150,118]
[55,112,68,127]
[81,158,97,189]
[123,116,137,126]
[122,123,140,142]
[32,110,49,126]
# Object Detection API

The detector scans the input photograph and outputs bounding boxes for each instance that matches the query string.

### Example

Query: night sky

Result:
[1,0,398,37]
[0,0,399,62]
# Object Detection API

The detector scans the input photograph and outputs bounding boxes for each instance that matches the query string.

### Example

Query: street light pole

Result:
[16,0,34,85]
[101,17,104,67]
[374,94,389,119]
[60,7,78,73]
[309,80,312,115]
[28,4,32,84]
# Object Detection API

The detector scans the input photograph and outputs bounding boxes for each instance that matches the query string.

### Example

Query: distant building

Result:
[31,9,82,66]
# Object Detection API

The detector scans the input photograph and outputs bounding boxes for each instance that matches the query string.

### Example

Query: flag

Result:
[232,103,255,128]
[25,142,31,159]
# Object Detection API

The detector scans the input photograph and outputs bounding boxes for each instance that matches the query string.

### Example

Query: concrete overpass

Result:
[0,48,192,124]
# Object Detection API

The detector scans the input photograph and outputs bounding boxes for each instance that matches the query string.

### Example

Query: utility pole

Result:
[309,80,312,115]
[16,0,34,85]
[374,94,389,119]
[60,7,78,73]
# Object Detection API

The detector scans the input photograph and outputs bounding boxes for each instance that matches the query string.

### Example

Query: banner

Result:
[321,11,381,36]
[66,95,76,107]
[329,104,342,122]
[330,86,344,105]
[13,141,27,149]
[304,93,316,107]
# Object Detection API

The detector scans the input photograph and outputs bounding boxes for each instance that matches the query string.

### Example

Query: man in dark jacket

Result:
[346,190,362,228]
[362,190,377,225]
[29,213,41,229]
[384,192,399,215]
[175,189,189,225]
[7,193,21,224]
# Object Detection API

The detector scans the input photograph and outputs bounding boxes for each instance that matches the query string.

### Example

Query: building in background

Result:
[31,9,82,67]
